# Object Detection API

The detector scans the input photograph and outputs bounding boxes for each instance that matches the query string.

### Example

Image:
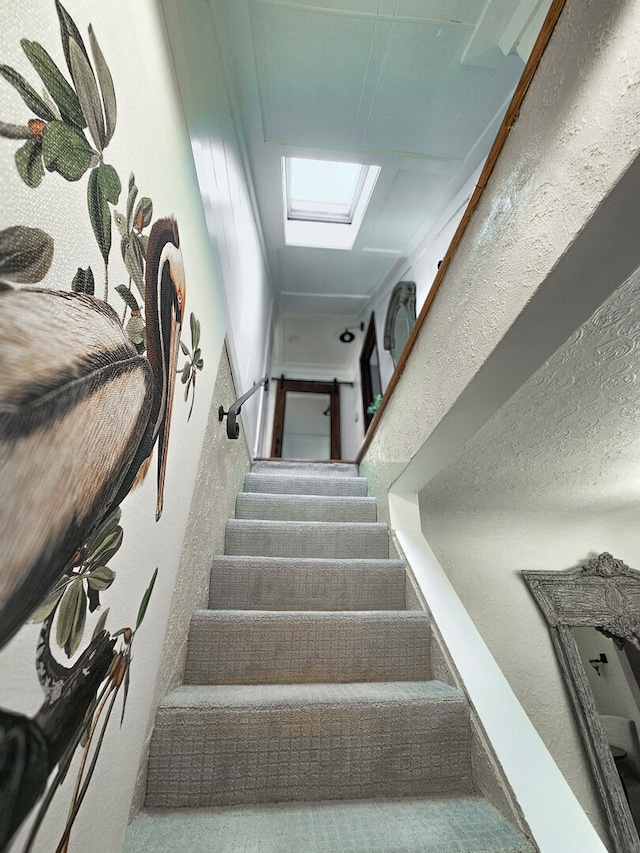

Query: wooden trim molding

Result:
[356,0,569,465]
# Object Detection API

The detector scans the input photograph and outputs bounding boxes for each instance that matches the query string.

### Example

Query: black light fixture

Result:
[339,322,364,343]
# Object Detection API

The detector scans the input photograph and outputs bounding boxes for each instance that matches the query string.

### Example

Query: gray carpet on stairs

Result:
[125,796,535,853]
[129,460,536,852]
[145,681,473,808]
[244,471,368,496]
[208,556,407,610]
[225,519,389,559]
[184,609,431,684]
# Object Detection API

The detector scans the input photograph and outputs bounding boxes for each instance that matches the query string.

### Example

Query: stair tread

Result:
[236,492,377,522]
[158,680,461,711]
[251,461,359,476]
[244,472,368,496]
[192,608,425,618]
[125,796,535,853]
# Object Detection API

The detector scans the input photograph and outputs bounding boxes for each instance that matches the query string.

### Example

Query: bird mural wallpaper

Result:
[0,2,205,849]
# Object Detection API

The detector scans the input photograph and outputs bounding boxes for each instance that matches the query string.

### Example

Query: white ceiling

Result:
[217,0,552,370]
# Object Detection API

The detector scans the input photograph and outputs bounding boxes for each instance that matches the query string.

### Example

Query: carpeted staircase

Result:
[124,461,536,852]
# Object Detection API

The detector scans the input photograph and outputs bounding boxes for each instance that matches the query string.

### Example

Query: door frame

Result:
[271,378,341,460]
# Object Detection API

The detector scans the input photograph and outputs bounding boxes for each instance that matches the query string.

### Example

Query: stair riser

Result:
[244,473,367,497]
[225,521,388,559]
[185,612,431,684]
[251,462,358,478]
[209,558,406,610]
[235,493,377,523]
[146,699,473,808]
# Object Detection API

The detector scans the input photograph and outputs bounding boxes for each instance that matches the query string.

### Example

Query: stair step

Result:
[225,519,388,559]
[251,461,359,478]
[244,472,367,497]
[185,610,430,685]
[209,556,407,610]
[145,681,473,808]
[235,492,377,522]
[125,796,536,853]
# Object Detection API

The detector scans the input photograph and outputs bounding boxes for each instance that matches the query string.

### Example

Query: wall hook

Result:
[589,653,608,676]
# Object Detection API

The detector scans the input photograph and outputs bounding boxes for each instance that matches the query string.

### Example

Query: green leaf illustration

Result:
[190,312,199,350]
[57,579,87,657]
[71,266,94,294]
[181,362,191,384]
[87,162,121,263]
[136,567,158,630]
[125,313,145,349]
[85,507,121,556]
[123,232,145,296]
[68,39,104,151]
[85,526,123,572]
[55,0,91,82]
[0,226,53,283]
[126,179,138,231]
[29,582,66,623]
[113,210,128,239]
[115,284,140,312]
[96,162,121,203]
[21,39,85,129]
[41,119,95,181]
[133,197,152,231]
[136,232,149,256]
[88,24,116,147]
[180,340,190,356]
[87,566,116,592]
[91,606,110,641]
[0,64,56,121]
[15,138,44,188]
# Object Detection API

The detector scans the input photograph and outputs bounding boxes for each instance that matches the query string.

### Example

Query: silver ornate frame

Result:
[383,280,416,366]
[523,553,640,853]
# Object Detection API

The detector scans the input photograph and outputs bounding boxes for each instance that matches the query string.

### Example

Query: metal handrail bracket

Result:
[219,376,269,439]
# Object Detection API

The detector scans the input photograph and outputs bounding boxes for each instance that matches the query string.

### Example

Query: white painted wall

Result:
[160,0,274,454]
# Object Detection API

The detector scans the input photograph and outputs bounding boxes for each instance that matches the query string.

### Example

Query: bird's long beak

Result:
[156,253,185,521]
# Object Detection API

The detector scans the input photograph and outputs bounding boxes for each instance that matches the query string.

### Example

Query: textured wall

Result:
[361,0,640,495]
[418,263,640,843]
[360,0,640,844]
[129,342,250,817]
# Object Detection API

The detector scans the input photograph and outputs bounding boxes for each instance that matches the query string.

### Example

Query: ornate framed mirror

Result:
[524,553,640,853]
[383,280,416,367]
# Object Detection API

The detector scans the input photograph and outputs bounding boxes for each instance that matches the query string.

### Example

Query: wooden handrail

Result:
[356,0,568,465]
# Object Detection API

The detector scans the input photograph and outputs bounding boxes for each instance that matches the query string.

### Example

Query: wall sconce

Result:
[339,322,364,343]
[589,653,608,676]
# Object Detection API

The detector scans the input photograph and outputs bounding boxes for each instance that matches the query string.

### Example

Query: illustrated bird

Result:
[0,217,185,649]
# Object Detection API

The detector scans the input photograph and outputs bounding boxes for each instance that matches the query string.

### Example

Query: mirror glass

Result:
[573,626,640,834]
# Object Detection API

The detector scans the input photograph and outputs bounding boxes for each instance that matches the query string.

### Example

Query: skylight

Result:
[286,159,367,224]
[282,157,380,250]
